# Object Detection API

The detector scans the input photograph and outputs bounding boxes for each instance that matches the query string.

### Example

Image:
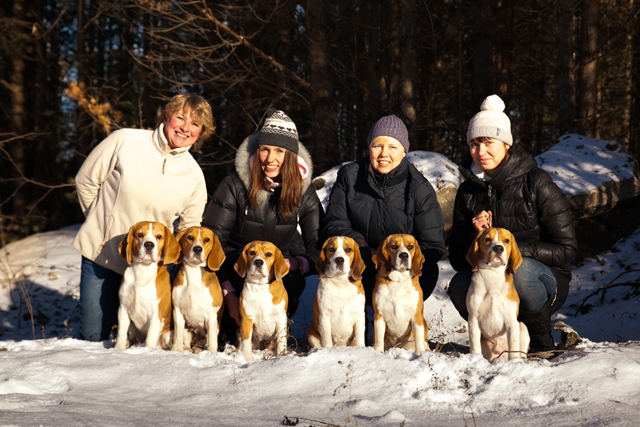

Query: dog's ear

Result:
[273,247,289,282]
[234,245,249,278]
[207,233,226,271]
[372,239,391,276]
[315,239,329,277]
[410,242,425,278]
[161,224,181,265]
[466,233,482,272]
[119,224,138,264]
[507,231,523,274]
[350,241,366,282]
[175,229,187,264]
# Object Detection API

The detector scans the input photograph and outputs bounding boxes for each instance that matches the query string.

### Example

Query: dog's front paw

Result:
[114,340,127,350]
[172,343,184,352]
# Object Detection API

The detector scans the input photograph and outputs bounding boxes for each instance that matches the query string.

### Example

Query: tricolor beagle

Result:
[372,234,428,355]
[466,227,529,361]
[171,226,226,353]
[235,241,289,361]
[307,236,367,349]
[115,221,180,350]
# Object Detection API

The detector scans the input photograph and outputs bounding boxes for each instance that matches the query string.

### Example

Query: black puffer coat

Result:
[203,133,323,279]
[322,157,445,268]
[449,144,577,306]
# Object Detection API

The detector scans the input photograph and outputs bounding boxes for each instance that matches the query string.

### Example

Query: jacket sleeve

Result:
[519,170,577,268]
[75,131,122,216]
[413,180,445,268]
[297,186,324,271]
[202,175,240,253]
[321,164,368,246]
[448,183,478,271]
[176,177,207,232]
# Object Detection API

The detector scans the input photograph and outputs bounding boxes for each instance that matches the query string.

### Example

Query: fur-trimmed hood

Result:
[234,133,314,206]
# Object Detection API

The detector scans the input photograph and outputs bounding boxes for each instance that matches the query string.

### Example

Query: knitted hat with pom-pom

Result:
[467,95,513,146]
[258,108,299,154]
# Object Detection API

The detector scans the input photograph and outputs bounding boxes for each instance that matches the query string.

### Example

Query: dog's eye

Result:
[484,237,491,242]
[344,247,352,253]
[504,238,510,244]
[328,247,336,253]
[204,237,210,243]
[407,244,414,250]
[249,251,256,256]
[265,252,273,257]
[187,235,194,241]
[156,234,162,240]
[136,233,144,239]
[391,244,398,250]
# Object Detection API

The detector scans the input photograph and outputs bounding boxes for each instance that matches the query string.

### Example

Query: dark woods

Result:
[1,0,640,244]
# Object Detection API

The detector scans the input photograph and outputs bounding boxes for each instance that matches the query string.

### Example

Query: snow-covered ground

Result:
[1,134,639,426]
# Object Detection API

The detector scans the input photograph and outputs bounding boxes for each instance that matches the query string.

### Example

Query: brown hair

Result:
[158,93,215,151]
[247,147,303,219]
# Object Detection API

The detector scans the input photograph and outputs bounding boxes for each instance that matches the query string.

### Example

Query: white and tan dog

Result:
[307,236,367,349]
[171,226,226,353]
[235,241,289,361]
[466,227,529,361]
[115,221,180,350]
[372,234,428,355]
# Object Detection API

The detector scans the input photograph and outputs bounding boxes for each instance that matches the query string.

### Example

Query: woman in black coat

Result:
[203,109,323,343]
[447,95,577,357]
[323,114,446,304]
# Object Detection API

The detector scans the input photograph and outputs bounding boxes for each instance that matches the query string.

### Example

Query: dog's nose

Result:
[335,257,344,265]
[254,259,264,267]
[144,242,155,251]
[493,245,504,254]
[193,246,203,254]
[399,252,409,260]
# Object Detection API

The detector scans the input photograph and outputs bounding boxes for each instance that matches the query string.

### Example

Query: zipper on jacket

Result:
[162,159,166,174]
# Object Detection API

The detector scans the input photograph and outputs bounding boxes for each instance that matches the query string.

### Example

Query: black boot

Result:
[518,294,556,358]
[287,297,299,318]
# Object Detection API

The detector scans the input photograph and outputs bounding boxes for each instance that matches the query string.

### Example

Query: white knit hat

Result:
[467,95,513,146]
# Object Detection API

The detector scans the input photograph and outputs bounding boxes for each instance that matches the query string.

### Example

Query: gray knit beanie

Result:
[467,95,513,146]
[257,108,299,154]
[367,114,410,153]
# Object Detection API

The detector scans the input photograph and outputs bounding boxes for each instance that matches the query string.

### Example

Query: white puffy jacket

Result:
[72,125,207,274]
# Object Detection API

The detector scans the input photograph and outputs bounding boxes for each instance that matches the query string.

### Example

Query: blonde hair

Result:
[158,93,215,151]
[248,148,302,219]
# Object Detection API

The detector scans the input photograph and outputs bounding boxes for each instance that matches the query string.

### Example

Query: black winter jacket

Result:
[322,157,445,268]
[203,133,323,280]
[449,144,577,284]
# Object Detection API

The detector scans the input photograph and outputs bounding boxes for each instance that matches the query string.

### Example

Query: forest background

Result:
[1,0,640,246]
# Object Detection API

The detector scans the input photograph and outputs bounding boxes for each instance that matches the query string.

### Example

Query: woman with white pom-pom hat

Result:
[447,95,578,358]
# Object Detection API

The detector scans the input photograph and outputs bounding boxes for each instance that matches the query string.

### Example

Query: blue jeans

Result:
[448,257,556,320]
[79,257,122,342]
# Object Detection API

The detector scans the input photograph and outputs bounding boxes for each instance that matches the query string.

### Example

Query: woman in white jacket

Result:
[73,93,214,342]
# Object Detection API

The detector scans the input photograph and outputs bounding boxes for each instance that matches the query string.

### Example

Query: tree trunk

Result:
[556,0,577,136]
[401,0,418,145]
[10,0,27,215]
[471,1,494,107]
[306,0,338,173]
[387,0,401,113]
[631,3,640,159]
[497,0,514,95]
[577,0,599,138]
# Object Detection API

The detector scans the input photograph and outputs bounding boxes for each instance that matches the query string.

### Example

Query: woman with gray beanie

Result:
[323,114,446,313]
[447,95,577,358]
[203,108,323,348]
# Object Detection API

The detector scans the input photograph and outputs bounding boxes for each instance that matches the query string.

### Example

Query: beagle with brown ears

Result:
[235,241,289,361]
[171,226,226,353]
[307,236,367,349]
[115,221,181,350]
[466,227,529,361]
[372,234,428,355]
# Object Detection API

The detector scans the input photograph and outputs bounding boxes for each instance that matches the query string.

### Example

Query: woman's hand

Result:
[224,292,241,326]
[472,210,492,232]
[284,257,300,272]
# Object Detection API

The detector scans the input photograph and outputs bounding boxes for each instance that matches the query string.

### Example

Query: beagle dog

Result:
[372,234,428,355]
[307,236,367,349]
[235,241,289,361]
[115,221,180,350]
[466,227,529,361]
[171,227,226,353]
